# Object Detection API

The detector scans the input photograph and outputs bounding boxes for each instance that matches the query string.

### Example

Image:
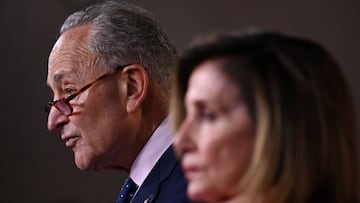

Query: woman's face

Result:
[174,59,255,202]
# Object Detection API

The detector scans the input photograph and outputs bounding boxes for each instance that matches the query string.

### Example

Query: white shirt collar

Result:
[129,117,173,187]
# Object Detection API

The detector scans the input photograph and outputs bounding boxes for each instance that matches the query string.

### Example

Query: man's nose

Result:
[47,107,70,131]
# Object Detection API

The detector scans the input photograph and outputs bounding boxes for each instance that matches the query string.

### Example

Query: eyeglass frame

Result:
[45,64,132,116]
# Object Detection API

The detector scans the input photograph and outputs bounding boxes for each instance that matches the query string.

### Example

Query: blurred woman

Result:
[171,30,359,203]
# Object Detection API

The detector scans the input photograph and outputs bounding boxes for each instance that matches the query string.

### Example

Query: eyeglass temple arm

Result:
[64,65,128,103]
[64,70,115,102]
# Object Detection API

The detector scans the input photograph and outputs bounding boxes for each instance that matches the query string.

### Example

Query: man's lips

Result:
[61,135,80,148]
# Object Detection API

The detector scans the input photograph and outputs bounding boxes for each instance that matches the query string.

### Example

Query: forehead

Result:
[47,24,97,84]
[186,59,241,104]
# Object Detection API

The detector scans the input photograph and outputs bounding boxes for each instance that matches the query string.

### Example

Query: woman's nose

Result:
[174,119,195,156]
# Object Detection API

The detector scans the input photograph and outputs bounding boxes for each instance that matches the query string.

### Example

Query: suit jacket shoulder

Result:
[131,145,192,203]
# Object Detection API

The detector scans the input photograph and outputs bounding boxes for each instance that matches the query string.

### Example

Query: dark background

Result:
[1,0,359,202]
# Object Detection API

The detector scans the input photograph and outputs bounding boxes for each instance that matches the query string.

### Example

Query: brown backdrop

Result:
[1,0,359,202]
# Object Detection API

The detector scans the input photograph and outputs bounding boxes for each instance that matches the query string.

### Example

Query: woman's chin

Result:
[187,184,211,202]
[188,184,231,203]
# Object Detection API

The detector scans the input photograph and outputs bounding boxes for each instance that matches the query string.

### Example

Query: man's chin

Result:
[74,153,95,171]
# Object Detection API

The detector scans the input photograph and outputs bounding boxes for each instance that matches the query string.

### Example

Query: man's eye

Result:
[64,88,75,94]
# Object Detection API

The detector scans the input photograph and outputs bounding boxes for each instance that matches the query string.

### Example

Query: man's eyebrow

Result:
[47,69,74,87]
[53,70,73,82]
[54,72,63,81]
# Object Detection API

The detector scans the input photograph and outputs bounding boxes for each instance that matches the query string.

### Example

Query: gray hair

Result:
[60,0,176,90]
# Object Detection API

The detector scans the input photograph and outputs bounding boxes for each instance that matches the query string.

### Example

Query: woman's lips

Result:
[183,165,200,180]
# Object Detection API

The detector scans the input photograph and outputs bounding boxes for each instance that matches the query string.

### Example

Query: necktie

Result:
[117,178,139,203]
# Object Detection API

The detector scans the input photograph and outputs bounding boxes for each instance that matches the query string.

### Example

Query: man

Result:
[46,1,191,203]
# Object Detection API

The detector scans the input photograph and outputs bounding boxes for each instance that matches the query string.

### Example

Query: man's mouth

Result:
[65,136,80,148]
[61,134,80,148]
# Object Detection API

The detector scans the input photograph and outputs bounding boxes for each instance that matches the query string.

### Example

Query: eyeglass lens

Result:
[45,100,72,116]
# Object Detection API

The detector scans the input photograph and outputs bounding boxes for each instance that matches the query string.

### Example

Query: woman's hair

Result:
[171,30,359,203]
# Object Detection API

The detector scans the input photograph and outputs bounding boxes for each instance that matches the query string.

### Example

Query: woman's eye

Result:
[200,109,217,121]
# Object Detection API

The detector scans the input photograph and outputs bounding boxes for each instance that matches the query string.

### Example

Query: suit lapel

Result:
[131,146,178,203]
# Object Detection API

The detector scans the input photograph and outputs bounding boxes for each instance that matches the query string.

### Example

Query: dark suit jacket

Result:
[129,145,192,203]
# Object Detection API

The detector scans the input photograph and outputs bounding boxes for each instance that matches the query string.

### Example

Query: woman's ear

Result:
[120,64,149,113]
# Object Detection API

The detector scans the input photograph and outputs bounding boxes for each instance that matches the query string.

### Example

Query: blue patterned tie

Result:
[117,178,139,203]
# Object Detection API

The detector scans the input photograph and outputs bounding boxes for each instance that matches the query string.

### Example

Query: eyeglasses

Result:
[45,64,132,116]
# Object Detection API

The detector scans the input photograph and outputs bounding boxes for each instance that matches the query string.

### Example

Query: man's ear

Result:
[121,64,149,113]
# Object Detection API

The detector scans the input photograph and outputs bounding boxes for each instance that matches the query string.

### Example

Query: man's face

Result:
[47,25,135,171]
